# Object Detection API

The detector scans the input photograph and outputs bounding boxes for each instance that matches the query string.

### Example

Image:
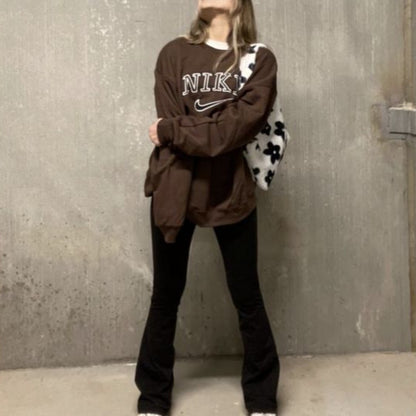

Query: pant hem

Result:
[137,405,169,416]
[247,407,278,414]
[137,411,168,416]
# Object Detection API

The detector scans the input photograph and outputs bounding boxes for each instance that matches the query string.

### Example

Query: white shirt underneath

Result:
[204,38,230,50]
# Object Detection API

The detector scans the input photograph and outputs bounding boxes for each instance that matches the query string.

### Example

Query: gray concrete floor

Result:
[0,352,415,416]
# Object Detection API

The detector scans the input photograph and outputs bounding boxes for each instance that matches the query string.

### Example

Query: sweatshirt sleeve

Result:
[157,47,278,158]
[153,47,184,118]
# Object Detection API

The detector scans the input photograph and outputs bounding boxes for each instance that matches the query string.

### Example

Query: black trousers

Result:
[134,198,280,415]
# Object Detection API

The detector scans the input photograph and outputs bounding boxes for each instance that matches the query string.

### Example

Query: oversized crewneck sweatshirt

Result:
[144,35,278,243]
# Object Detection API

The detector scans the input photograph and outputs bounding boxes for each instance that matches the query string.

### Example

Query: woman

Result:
[135,1,280,415]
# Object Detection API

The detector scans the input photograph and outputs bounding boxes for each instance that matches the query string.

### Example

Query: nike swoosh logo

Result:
[194,97,234,112]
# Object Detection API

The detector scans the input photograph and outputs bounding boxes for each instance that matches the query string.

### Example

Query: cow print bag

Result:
[239,43,291,191]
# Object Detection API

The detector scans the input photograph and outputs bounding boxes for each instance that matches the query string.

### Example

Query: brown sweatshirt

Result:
[144,35,278,243]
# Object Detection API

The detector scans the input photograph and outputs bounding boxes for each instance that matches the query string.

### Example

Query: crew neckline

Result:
[203,38,230,50]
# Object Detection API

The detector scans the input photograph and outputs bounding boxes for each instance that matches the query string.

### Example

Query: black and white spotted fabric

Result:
[239,43,291,191]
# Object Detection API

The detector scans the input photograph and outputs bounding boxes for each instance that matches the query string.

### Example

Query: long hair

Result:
[180,0,259,74]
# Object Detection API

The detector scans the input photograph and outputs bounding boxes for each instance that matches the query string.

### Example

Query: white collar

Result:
[204,38,230,50]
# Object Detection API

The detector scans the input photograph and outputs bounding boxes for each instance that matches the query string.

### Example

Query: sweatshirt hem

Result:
[186,198,257,227]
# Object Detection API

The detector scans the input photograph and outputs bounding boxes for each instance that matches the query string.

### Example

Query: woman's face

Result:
[197,0,236,16]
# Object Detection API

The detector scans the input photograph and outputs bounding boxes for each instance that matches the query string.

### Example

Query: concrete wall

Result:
[0,0,411,369]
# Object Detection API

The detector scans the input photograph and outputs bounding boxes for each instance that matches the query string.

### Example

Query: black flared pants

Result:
[134,198,280,415]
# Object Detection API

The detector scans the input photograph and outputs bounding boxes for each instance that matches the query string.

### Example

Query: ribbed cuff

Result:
[157,118,173,146]
[158,225,181,243]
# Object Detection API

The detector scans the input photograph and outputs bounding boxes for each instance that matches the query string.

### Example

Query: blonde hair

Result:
[180,0,260,74]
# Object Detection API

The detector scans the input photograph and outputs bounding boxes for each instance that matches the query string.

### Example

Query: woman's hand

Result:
[149,117,164,146]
